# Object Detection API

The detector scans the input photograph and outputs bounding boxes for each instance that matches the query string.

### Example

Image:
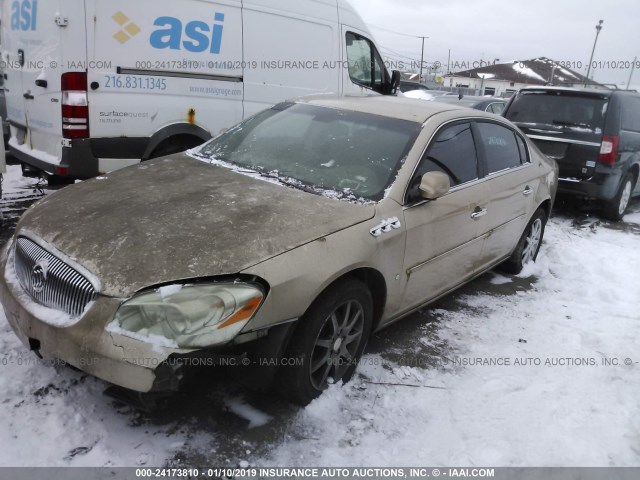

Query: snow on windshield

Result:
[190,103,421,203]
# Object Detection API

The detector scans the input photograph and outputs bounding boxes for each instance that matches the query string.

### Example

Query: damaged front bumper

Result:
[0,239,296,393]
[0,240,200,392]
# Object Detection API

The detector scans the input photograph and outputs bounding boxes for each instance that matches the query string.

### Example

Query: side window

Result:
[346,32,385,93]
[476,122,522,174]
[407,122,478,202]
[488,103,505,114]
[515,134,530,164]
[621,97,640,133]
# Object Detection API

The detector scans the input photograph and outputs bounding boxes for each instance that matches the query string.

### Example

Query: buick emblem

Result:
[31,259,50,294]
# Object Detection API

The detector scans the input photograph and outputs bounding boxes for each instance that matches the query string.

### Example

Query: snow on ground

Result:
[259,216,640,467]
[1,214,638,467]
[0,315,193,466]
[1,163,640,467]
[1,163,48,197]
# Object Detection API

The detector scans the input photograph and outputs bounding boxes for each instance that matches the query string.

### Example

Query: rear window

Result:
[621,96,640,133]
[506,91,608,133]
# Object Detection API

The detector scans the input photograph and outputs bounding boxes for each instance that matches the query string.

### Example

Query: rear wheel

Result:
[276,279,372,405]
[500,207,547,274]
[602,172,634,222]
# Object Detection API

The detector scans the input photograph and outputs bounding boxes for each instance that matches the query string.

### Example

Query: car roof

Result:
[434,96,506,107]
[294,94,496,124]
[517,86,615,97]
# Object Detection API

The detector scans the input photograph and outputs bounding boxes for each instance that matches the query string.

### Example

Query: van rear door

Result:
[2,0,87,171]
[504,89,609,180]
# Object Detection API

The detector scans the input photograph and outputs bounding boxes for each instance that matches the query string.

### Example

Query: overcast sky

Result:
[349,0,640,89]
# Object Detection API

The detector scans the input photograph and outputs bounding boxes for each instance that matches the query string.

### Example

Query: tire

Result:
[275,279,373,406]
[602,172,634,222]
[500,207,547,274]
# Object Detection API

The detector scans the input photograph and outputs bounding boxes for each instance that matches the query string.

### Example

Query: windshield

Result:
[195,103,421,202]
[506,91,608,132]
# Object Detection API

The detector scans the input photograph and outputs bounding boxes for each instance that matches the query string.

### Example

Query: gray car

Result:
[433,95,508,114]
[0,96,557,405]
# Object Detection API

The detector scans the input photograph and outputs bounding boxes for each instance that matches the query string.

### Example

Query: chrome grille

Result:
[14,236,97,317]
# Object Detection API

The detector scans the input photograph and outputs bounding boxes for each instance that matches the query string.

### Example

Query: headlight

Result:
[108,282,264,348]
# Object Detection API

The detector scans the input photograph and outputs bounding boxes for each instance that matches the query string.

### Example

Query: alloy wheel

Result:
[309,300,365,390]
[522,218,543,264]
[618,180,632,216]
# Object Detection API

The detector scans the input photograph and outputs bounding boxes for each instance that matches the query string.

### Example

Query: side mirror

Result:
[384,70,401,95]
[391,70,401,92]
[419,172,450,200]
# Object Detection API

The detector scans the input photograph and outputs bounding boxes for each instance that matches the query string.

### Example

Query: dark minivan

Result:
[503,87,640,220]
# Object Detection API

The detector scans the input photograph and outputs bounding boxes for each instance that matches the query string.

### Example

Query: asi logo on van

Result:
[150,13,225,54]
[10,0,38,31]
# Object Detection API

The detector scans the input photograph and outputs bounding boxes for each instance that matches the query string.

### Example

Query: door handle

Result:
[471,207,487,220]
[23,91,34,100]
[523,186,534,196]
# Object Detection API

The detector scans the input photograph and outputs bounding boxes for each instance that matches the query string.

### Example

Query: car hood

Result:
[16,155,376,297]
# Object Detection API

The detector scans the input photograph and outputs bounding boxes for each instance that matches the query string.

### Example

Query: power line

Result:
[380,47,422,63]
[368,23,424,39]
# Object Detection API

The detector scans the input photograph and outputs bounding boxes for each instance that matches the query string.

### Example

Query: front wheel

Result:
[500,207,547,274]
[276,279,373,406]
[602,173,634,222]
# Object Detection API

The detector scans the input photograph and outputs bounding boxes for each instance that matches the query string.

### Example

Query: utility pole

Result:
[418,36,429,83]
[585,20,604,87]
[628,57,637,90]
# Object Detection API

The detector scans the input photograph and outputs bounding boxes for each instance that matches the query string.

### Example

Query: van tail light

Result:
[599,135,619,165]
[61,72,89,139]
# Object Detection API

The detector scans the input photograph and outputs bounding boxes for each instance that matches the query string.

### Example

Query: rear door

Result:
[474,121,539,269]
[504,89,608,179]
[1,0,86,165]
[2,0,33,144]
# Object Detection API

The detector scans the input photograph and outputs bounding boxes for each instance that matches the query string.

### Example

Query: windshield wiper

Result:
[258,172,322,196]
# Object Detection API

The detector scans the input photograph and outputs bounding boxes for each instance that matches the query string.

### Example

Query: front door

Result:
[401,121,490,310]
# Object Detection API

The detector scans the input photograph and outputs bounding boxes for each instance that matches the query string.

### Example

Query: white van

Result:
[1,0,399,182]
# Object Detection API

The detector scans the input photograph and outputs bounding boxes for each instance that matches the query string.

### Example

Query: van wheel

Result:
[500,208,547,274]
[276,279,372,406]
[602,173,634,222]
[149,135,206,159]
